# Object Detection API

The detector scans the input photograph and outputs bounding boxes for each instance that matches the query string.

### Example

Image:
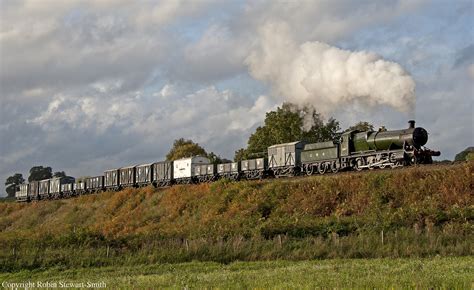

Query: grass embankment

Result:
[1,257,472,288]
[0,162,472,271]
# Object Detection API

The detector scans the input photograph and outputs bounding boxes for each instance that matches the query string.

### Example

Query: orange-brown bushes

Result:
[1,162,472,239]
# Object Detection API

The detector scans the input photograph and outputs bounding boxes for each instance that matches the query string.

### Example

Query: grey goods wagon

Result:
[241,158,268,179]
[217,162,240,180]
[29,181,40,200]
[193,164,217,182]
[73,181,86,195]
[104,168,120,190]
[119,166,136,188]
[173,156,210,183]
[15,184,29,202]
[38,179,50,199]
[50,176,75,199]
[136,163,153,186]
[86,176,104,192]
[153,161,173,186]
[268,141,306,177]
[61,183,74,197]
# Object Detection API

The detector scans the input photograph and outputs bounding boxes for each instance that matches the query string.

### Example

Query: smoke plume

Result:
[245,22,416,116]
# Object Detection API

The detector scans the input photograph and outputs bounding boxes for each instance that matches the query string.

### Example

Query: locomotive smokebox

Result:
[412,127,428,148]
[408,120,415,129]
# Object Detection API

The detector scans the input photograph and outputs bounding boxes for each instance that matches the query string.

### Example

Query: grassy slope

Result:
[1,257,472,288]
[0,162,472,270]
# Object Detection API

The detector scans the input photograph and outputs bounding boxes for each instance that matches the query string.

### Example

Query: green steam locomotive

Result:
[268,120,441,177]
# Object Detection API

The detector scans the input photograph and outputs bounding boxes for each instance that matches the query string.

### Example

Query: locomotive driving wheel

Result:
[379,159,387,169]
[389,153,399,168]
[354,158,365,171]
[367,157,376,170]
[331,161,339,173]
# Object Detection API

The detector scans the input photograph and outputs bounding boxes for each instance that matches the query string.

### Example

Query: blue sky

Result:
[0,0,473,196]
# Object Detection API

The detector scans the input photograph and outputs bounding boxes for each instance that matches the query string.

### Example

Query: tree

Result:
[28,166,52,182]
[166,138,208,161]
[234,148,248,162]
[454,147,474,161]
[207,152,231,165]
[237,103,340,159]
[5,173,24,198]
[303,116,340,143]
[346,121,374,132]
[467,153,474,161]
[166,138,231,163]
[53,171,66,178]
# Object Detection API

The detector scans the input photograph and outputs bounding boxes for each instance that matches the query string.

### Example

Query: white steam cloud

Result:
[246,22,416,116]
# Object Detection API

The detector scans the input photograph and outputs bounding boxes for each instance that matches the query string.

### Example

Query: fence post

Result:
[278,234,282,248]
[381,230,384,245]
[106,245,110,258]
[185,239,189,252]
[332,232,338,245]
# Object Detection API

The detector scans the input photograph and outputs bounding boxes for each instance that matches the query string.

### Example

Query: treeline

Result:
[4,167,71,198]
[165,103,374,163]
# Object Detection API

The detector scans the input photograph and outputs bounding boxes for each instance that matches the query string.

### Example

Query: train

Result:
[15,120,440,202]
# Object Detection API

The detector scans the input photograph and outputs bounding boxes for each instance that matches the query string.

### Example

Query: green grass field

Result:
[1,257,472,288]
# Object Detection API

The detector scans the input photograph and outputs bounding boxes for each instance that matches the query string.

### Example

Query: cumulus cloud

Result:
[0,0,215,98]
[241,0,424,43]
[454,44,474,68]
[468,64,474,80]
[26,84,276,156]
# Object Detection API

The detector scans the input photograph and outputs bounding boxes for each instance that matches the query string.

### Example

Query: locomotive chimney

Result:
[408,120,415,129]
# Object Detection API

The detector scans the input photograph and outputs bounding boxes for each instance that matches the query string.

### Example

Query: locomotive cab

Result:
[340,131,355,157]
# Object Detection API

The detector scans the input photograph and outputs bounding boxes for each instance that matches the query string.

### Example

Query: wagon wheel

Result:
[331,161,339,173]
[318,163,326,175]
[274,169,280,178]
[289,167,296,177]
[306,165,314,176]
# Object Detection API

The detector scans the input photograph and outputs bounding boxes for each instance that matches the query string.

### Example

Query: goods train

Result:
[15,120,440,202]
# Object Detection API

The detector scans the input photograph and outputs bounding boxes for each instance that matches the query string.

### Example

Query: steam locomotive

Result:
[15,120,440,202]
